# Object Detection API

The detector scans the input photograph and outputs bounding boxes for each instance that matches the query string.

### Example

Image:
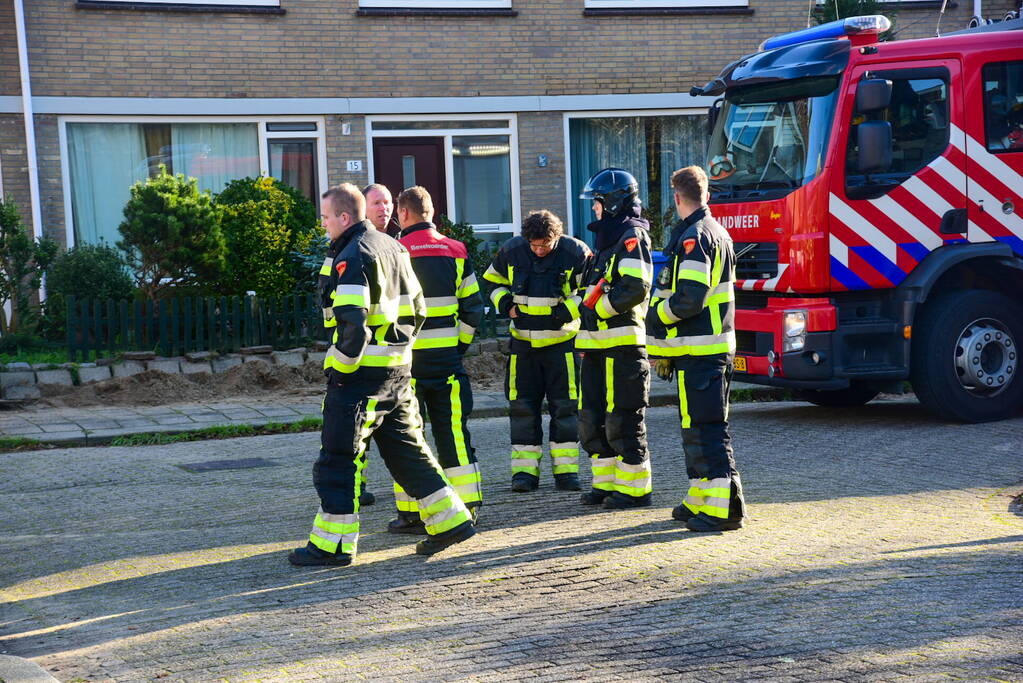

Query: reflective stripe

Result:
[565,352,577,400]
[678,258,710,286]
[418,485,471,535]
[678,369,690,429]
[605,356,615,413]
[613,457,652,497]
[511,443,541,475]
[646,330,735,357]
[394,483,419,513]
[563,296,581,322]
[595,294,619,319]
[445,462,482,505]
[483,263,510,285]
[491,287,511,309]
[657,299,680,325]
[512,294,562,307]
[325,343,413,373]
[458,321,476,345]
[424,296,459,316]
[651,287,672,299]
[575,325,645,349]
[508,355,518,401]
[319,256,333,276]
[413,326,458,350]
[550,440,579,475]
[310,508,359,555]
[683,478,703,515]
[510,324,579,348]
[333,284,371,307]
[458,272,480,297]
[590,455,616,491]
[693,477,732,518]
[448,374,472,465]
[618,257,653,282]
[518,304,554,316]
[322,307,337,328]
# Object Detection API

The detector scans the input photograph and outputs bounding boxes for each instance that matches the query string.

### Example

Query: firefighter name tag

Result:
[733,356,748,372]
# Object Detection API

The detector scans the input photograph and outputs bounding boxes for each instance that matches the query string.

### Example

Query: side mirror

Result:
[707,98,723,137]
[857,120,893,174]
[856,78,893,113]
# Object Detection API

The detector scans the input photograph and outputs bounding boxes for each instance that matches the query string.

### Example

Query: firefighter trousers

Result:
[308,369,472,557]
[505,346,580,481]
[578,346,652,499]
[393,371,483,514]
[673,355,746,522]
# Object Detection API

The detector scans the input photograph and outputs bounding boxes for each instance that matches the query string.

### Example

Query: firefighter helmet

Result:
[708,153,736,181]
[579,168,639,218]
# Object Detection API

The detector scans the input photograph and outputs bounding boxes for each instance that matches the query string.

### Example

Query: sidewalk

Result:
[0,380,772,446]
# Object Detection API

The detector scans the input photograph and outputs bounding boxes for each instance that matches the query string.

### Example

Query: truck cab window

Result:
[983,61,1023,152]
[845,72,949,200]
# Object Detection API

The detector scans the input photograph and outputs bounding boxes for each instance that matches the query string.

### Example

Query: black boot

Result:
[602,491,651,509]
[415,521,476,556]
[686,512,743,532]
[359,489,376,506]
[511,473,539,493]
[387,512,427,535]
[287,544,353,567]
[671,502,696,522]
[580,488,610,505]
[554,473,581,491]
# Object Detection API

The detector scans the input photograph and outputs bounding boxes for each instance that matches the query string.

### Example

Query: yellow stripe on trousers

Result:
[605,356,615,413]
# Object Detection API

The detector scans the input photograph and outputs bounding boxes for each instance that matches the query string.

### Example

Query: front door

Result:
[373,137,448,219]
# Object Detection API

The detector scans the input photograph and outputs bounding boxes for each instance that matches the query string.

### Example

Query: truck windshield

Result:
[708,76,840,201]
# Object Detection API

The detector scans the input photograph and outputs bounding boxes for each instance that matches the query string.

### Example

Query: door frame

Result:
[365,113,520,233]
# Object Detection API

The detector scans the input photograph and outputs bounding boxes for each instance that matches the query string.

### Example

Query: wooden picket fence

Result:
[65,294,505,361]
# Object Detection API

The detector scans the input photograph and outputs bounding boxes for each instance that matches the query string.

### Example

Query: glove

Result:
[654,358,675,382]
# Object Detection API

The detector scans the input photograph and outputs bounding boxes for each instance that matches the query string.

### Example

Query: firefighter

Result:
[647,166,746,532]
[364,183,400,237]
[484,210,591,493]
[289,183,475,566]
[576,168,654,509]
[387,186,486,534]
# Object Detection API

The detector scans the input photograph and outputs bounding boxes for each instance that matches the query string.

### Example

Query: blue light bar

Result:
[760,15,891,51]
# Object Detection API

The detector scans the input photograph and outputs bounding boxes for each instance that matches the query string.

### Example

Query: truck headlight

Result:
[783,310,807,353]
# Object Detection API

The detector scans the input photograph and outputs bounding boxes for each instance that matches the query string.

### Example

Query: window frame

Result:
[981,60,1023,155]
[79,0,281,8]
[584,0,749,10]
[365,113,520,234]
[562,108,707,238]
[58,115,328,249]
[358,0,511,10]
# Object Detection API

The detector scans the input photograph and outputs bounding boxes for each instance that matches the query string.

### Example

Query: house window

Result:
[566,112,708,248]
[62,118,325,247]
[584,0,749,10]
[359,0,511,10]
[82,0,281,7]
[368,116,519,236]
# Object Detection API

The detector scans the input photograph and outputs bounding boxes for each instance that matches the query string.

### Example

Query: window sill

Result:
[877,0,955,7]
[75,0,284,13]
[357,7,516,15]
[584,6,752,15]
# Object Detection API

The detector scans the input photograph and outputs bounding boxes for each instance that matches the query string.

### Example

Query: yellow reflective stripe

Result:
[618,257,652,283]
[483,263,510,285]
[508,355,518,401]
[657,299,680,325]
[590,455,616,491]
[419,486,471,535]
[393,483,419,513]
[491,287,511,309]
[448,375,471,467]
[319,256,333,276]
[563,296,581,321]
[678,369,690,429]
[595,294,618,319]
[519,304,554,315]
[510,325,579,348]
[575,325,646,349]
[458,272,480,298]
[678,268,710,286]
[566,352,577,400]
[455,258,466,292]
[458,321,475,345]
[604,254,617,281]
[605,356,615,413]
[647,331,735,357]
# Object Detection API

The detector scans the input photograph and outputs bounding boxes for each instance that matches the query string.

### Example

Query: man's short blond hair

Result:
[397,186,434,219]
[670,166,709,205]
[322,183,366,220]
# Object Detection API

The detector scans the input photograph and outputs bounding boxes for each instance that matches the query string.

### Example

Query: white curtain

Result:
[67,123,148,246]
[659,115,710,217]
[568,117,649,245]
[171,123,259,194]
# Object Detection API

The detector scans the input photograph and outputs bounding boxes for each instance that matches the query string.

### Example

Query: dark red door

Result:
[372,137,448,219]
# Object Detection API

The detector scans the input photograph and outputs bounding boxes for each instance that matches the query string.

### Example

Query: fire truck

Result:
[691,15,1023,422]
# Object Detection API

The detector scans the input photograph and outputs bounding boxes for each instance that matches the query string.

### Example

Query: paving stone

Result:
[212,356,243,373]
[3,362,32,371]
[112,361,146,378]
[77,365,112,384]
[305,351,326,366]
[271,351,305,367]
[0,371,35,388]
[35,369,73,386]
[146,358,182,374]
[184,351,214,362]
[179,361,212,375]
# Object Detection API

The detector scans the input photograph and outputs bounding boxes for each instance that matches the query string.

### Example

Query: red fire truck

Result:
[691,15,1023,422]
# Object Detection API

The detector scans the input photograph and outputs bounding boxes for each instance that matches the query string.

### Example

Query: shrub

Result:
[40,244,135,340]
[213,177,321,298]
[118,167,226,300]
[0,198,57,335]
[436,215,491,280]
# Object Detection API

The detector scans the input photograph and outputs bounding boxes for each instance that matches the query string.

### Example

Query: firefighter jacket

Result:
[576,212,653,350]
[319,220,426,382]
[399,222,485,378]
[484,235,592,351]
[646,206,736,357]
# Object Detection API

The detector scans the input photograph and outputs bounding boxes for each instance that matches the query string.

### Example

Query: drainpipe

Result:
[13,0,43,243]
[974,0,982,21]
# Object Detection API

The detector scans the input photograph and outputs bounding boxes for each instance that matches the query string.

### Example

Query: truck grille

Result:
[734,242,778,280]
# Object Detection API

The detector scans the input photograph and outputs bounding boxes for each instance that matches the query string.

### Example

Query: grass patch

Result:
[0,436,53,453]
[109,417,323,447]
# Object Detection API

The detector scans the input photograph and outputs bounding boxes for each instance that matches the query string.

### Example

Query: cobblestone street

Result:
[1,398,1021,682]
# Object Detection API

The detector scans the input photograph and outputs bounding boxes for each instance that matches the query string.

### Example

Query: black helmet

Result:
[579,168,639,218]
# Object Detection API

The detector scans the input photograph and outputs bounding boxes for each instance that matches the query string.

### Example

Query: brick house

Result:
[0,0,1013,253]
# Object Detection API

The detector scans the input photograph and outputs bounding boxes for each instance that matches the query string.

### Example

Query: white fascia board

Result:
[26,92,716,116]
[0,96,22,113]
[100,0,280,4]
[586,0,746,6]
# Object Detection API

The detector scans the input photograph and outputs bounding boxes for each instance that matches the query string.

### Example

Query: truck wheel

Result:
[911,289,1023,422]
[797,382,879,407]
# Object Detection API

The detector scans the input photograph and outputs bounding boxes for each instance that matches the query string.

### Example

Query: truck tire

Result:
[797,382,879,407]
[911,289,1023,422]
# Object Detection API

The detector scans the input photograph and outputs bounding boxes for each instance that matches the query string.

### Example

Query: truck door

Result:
[830,60,966,290]
[967,60,1023,254]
